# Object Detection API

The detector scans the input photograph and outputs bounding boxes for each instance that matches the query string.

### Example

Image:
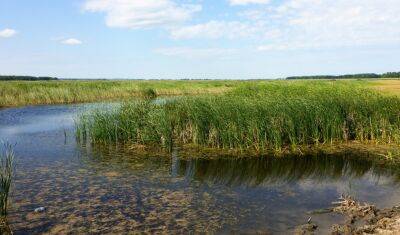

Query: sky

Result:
[0,0,399,79]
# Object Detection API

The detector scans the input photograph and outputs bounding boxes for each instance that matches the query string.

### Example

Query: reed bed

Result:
[0,80,238,107]
[76,81,400,153]
[0,143,14,217]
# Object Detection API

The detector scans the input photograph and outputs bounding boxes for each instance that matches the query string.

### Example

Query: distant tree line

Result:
[0,75,58,81]
[381,72,400,78]
[286,72,400,80]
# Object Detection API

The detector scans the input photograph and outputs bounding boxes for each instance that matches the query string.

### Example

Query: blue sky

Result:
[0,0,399,79]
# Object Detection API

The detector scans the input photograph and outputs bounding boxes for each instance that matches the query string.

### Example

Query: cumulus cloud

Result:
[83,0,201,29]
[229,0,270,6]
[167,0,400,51]
[61,38,83,45]
[154,47,236,58]
[83,0,400,51]
[256,0,400,50]
[170,20,260,40]
[0,28,17,38]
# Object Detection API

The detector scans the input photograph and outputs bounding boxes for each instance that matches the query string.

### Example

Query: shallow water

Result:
[1,104,400,234]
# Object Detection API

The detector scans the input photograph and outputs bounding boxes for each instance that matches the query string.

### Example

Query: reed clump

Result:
[0,143,14,235]
[76,81,400,153]
[0,143,14,217]
[141,88,157,99]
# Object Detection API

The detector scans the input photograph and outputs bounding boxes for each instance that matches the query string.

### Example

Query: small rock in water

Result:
[34,207,46,213]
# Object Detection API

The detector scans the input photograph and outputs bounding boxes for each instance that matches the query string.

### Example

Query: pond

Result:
[1,104,400,234]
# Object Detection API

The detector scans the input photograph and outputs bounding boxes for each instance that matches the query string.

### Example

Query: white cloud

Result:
[238,9,267,21]
[229,0,270,6]
[0,28,17,38]
[154,47,236,58]
[61,38,83,45]
[169,0,399,50]
[83,0,201,29]
[257,44,290,51]
[170,20,260,40]
[255,0,400,50]
[83,0,400,51]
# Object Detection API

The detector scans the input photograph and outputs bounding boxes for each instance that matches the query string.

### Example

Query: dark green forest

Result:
[0,76,58,81]
[286,72,400,80]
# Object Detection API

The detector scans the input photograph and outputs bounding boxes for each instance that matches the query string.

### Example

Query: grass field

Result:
[1,79,399,107]
[0,80,242,107]
[76,80,400,154]
[366,79,400,96]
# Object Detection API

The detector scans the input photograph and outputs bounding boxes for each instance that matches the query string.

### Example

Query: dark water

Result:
[1,104,400,234]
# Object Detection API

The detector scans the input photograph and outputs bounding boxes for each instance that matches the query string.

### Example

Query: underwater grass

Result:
[76,81,400,153]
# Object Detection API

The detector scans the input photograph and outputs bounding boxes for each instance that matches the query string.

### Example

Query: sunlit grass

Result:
[77,81,400,153]
[0,80,240,107]
[1,79,398,107]
[366,79,400,96]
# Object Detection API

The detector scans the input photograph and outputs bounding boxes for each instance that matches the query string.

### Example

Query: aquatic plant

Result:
[0,143,14,217]
[77,81,400,153]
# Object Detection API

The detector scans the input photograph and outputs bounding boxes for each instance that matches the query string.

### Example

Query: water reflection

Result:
[175,153,400,187]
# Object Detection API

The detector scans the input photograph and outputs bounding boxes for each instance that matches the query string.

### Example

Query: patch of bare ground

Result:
[296,196,400,234]
[0,217,12,234]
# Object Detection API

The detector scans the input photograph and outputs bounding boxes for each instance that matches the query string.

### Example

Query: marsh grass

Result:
[0,143,14,217]
[0,80,238,107]
[141,88,157,99]
[2,79,399,107]
[77,81,400,153]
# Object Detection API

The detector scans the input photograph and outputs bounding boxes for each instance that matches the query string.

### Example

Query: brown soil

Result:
[295,196,400,235]
[0,217,12,234]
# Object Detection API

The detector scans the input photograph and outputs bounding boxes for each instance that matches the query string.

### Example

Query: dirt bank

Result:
[295,196,400,234]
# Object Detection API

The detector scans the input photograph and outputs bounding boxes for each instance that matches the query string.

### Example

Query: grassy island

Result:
[76,80,400,155]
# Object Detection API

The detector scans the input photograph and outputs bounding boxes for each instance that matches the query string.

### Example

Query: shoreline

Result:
[81,141,400,162]
[295,196,400,234]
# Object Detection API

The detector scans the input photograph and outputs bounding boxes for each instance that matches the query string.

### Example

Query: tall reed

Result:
[0,80,237,107]
[0,143,14,217]
[77,81,400,153]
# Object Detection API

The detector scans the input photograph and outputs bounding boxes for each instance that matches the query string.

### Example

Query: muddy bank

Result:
[0,217,12,235]
[295,196,400,234]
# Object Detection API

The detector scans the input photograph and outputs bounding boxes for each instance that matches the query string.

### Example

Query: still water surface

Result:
[1,104,400,234]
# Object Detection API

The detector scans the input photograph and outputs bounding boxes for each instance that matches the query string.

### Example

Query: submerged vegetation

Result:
[77,81,400,154]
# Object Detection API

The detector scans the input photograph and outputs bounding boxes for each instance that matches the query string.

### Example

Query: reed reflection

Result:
[174,153,400,187]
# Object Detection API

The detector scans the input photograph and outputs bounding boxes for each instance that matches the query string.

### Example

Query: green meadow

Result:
[1,79,400,107]
[0,80,240,107]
